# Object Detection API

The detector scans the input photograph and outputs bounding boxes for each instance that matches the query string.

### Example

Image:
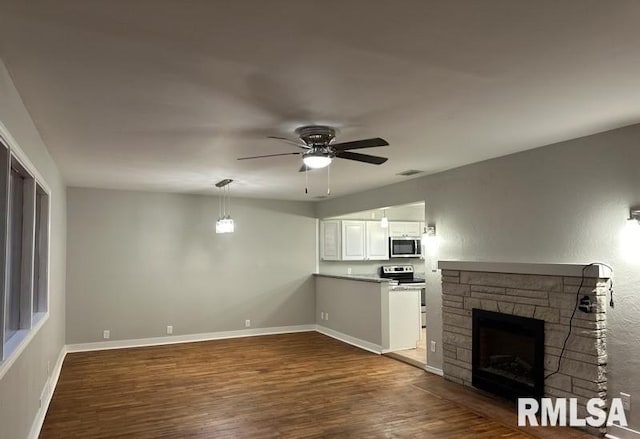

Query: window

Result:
[0,136,50,362]
[33,184,49,314]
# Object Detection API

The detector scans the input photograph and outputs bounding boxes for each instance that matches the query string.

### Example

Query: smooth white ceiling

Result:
[1,1,640,200]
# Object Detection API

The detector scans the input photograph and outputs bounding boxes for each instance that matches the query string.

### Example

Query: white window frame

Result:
[0,122,52,380]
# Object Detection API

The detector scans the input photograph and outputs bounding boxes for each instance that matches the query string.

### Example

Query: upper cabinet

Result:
[341,220,367,260]
[320,220,341,261]
[320,220,390,261]
[365,221,389,260]
[388,221,422,238]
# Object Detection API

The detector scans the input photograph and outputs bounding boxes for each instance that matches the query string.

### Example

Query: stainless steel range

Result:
[380,265,426,328]
[379,265,425,286]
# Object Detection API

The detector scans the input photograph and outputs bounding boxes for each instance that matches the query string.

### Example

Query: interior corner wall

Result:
[65,188,317,344]
[317,123,640,431]
[0,59,67,439]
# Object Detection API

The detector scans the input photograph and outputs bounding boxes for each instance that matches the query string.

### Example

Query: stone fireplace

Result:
[439,261,610,432]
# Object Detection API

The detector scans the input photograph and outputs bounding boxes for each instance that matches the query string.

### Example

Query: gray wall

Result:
[0,59,67,439]
[315,276,387,348]
[66,188,317,343]
[317,123,640,430]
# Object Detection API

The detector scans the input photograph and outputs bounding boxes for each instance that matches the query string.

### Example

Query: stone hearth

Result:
[439,261,611,433]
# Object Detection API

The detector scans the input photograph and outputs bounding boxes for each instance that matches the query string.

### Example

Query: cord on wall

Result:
[545,262,613,380]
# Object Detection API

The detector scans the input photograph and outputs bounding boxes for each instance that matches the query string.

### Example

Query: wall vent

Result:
[396,169,423,176]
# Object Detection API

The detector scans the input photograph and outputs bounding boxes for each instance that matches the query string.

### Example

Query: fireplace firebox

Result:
[472,309,544,400]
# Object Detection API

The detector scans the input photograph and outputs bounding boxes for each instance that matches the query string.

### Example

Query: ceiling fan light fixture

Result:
[303,154,332,169]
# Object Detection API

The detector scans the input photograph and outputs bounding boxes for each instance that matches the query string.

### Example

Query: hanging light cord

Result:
[545,262,614,380]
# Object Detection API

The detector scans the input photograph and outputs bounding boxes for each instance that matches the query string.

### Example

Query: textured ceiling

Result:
[1,0,640,200]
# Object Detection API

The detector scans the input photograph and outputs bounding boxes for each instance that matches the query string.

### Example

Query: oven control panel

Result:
[382,265,414,274]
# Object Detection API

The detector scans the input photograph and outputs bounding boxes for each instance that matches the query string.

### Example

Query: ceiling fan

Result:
[237,125,389,171]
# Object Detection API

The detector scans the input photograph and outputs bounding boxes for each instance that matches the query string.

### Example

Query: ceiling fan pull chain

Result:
[305,166,308,194]
[327,164,331,196]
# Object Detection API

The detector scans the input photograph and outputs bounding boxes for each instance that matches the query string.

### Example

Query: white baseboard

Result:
[315,325,382,354]
[66,324,316,353]
[607,424,640,439]
[425,365,444,376]
[28,345,67,439]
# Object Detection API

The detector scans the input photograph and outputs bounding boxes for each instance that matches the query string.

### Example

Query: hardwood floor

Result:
[41,332,592,438]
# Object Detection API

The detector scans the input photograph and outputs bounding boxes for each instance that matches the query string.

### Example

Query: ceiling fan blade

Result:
[335,151,388,165]
[237,152,300,160]
[267,136,310,149]
[331,137,389,151]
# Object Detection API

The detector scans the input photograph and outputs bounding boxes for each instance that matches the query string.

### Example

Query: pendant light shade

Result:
[380,209,388,228]
[215,179,235,234]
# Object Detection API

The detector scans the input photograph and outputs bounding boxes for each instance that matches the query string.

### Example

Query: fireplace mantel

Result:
[438,260,612,279]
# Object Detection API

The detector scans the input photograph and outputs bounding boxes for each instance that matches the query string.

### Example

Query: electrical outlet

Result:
[621,392,631,411]
[347,267,352,275]
[245,319,251,327]
[166,325,173,335]
[103,330,110,340]
[320,312,325,320]
[325,313,329,321]
[430,341,437,352]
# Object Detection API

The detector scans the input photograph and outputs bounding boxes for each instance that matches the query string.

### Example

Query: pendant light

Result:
[380,209,388,228]
[215,179,235,234]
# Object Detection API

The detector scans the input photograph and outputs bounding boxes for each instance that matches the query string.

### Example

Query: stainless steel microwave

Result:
[389,237,421,258]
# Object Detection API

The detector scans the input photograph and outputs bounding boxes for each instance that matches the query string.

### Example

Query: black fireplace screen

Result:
[472,309,544,400]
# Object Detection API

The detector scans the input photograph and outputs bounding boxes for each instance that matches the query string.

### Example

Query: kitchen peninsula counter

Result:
[312,273,391,283]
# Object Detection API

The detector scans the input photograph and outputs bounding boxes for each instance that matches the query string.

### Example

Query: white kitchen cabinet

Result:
[320,220,342,261]
[341,220,366,260]
[365,221,389,260]
[321,219,390,261]
[389,221,421,237]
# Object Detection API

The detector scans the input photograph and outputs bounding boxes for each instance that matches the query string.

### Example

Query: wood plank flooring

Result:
[41,332,593,438]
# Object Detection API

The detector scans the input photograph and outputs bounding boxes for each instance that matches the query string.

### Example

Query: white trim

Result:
[437,260,613,278]
[66,325,316,353]
[424,365,444,376]
[0,121,52,193]
[315,218,320,273]
[0,313,49,380]
[28,345,67,439]
[607,424,640,439]
[315,325,382,354]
